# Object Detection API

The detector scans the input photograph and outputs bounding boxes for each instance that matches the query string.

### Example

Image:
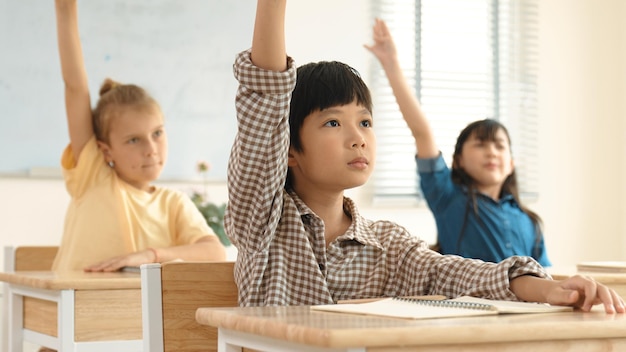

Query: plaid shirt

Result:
[226,49,550,307]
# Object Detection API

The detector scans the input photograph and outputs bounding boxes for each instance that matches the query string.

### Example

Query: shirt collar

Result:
[289,191,383,250]
[340,198,384,249]
[460,185,518,206]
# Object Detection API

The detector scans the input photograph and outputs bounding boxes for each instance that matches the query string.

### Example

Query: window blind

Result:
[369,0,539,203]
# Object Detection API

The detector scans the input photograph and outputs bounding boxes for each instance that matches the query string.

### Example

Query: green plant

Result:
[192,161,230,246]
[191,193,230,246]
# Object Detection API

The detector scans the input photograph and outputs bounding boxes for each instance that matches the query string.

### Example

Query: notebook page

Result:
[311,298,498,320]
[451,296,573,314]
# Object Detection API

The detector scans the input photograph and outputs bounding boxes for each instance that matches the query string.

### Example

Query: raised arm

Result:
[364,18,438,159]
[250,0,287,72]
[55,0,93,159]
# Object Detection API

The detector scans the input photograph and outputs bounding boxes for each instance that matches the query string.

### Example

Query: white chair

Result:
[2,246,59,352]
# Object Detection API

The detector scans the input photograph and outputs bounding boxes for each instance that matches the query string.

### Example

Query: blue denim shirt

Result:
[417,154,551,267]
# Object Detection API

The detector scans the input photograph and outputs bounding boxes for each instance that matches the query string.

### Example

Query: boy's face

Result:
[98,105,168,192]
[288,101,376,194]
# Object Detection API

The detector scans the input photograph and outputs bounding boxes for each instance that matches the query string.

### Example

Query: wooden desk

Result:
[0,270,142,352]
[196,305,626,352]
[548,266,626,298]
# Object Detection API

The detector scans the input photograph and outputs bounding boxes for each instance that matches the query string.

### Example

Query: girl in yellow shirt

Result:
[52,0,225,272]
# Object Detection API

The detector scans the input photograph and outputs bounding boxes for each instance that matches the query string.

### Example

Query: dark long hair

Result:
[451,119,543,257]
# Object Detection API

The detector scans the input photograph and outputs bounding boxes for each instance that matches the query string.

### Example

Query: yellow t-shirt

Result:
[52,136,213,271]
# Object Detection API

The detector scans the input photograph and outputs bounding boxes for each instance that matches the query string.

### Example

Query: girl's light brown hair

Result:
[92,78,161,143]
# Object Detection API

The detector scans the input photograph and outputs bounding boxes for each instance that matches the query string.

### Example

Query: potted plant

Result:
[191,161,230,246]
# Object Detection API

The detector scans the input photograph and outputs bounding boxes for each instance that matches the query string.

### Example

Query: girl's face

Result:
[98,105,168,192]
[287,100,376,196]
[457,128,513,197]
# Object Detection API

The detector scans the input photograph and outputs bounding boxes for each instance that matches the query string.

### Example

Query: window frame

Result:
[369,0,540,205]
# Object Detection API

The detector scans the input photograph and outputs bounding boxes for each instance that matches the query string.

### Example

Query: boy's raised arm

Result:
[250,0,287,72]
[55,0,93,159]
[365,18,438,159]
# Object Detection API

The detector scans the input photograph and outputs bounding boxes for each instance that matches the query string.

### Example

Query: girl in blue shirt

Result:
[365,19,550,266]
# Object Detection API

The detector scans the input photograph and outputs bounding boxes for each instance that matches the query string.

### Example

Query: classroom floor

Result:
[0,294,40,352]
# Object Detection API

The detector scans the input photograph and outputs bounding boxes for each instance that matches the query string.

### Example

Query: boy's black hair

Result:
[285,61,372,190]
[289,61,372,152]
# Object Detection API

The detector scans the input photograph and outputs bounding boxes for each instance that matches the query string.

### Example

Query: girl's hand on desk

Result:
[548,275,626,313]
[84,249,156,272]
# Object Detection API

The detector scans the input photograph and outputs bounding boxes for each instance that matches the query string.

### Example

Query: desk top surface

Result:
[548,266,626,282]
[0,270,140,290]
[196,305,626,349]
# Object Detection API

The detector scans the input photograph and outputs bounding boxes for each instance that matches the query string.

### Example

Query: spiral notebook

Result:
[311,296,572,320]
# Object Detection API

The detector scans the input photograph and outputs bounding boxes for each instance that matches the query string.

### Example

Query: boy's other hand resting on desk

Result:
[511,274,625,313]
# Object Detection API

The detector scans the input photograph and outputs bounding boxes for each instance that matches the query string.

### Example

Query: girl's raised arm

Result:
[55,0,93,159]
[365,18,438,159]
[250,0,287,72]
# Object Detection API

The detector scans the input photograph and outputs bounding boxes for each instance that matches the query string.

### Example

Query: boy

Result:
[225,0,624,313]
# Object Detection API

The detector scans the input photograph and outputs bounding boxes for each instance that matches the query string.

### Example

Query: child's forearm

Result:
[250,0,287,71]
[151,236,227,263]
[382,58,438,158]
[510,274,553,303]
[55,0,88,92]
[55,0,93,157]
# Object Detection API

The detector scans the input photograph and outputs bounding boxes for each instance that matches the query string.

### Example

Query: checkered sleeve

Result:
[225,49,297,254]
[400,244,551,301]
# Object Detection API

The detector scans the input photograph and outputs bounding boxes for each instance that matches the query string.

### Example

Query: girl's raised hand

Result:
[363,18,397,66]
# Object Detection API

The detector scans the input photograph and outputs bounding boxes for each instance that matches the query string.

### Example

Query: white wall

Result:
[535,0,626,265]
[1,0,625,267]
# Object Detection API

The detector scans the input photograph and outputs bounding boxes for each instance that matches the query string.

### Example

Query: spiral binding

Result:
[392,297,496,311]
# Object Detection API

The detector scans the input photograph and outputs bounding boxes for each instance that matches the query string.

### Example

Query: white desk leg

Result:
[7,285,24,352]
[58,289,76,351]
[2,246,15,352]
[1,282,9,352]
[140,263,164,352]
[217,329,242,352]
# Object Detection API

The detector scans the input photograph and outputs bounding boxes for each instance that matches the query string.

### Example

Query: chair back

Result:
[142,261,238,352]
[2,245,59,352]
[5,246,59,271]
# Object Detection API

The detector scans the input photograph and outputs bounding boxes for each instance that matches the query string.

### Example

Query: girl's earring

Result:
[108,161,115,168]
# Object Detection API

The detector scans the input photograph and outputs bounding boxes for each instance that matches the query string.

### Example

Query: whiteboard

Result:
[0,0,256,180]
